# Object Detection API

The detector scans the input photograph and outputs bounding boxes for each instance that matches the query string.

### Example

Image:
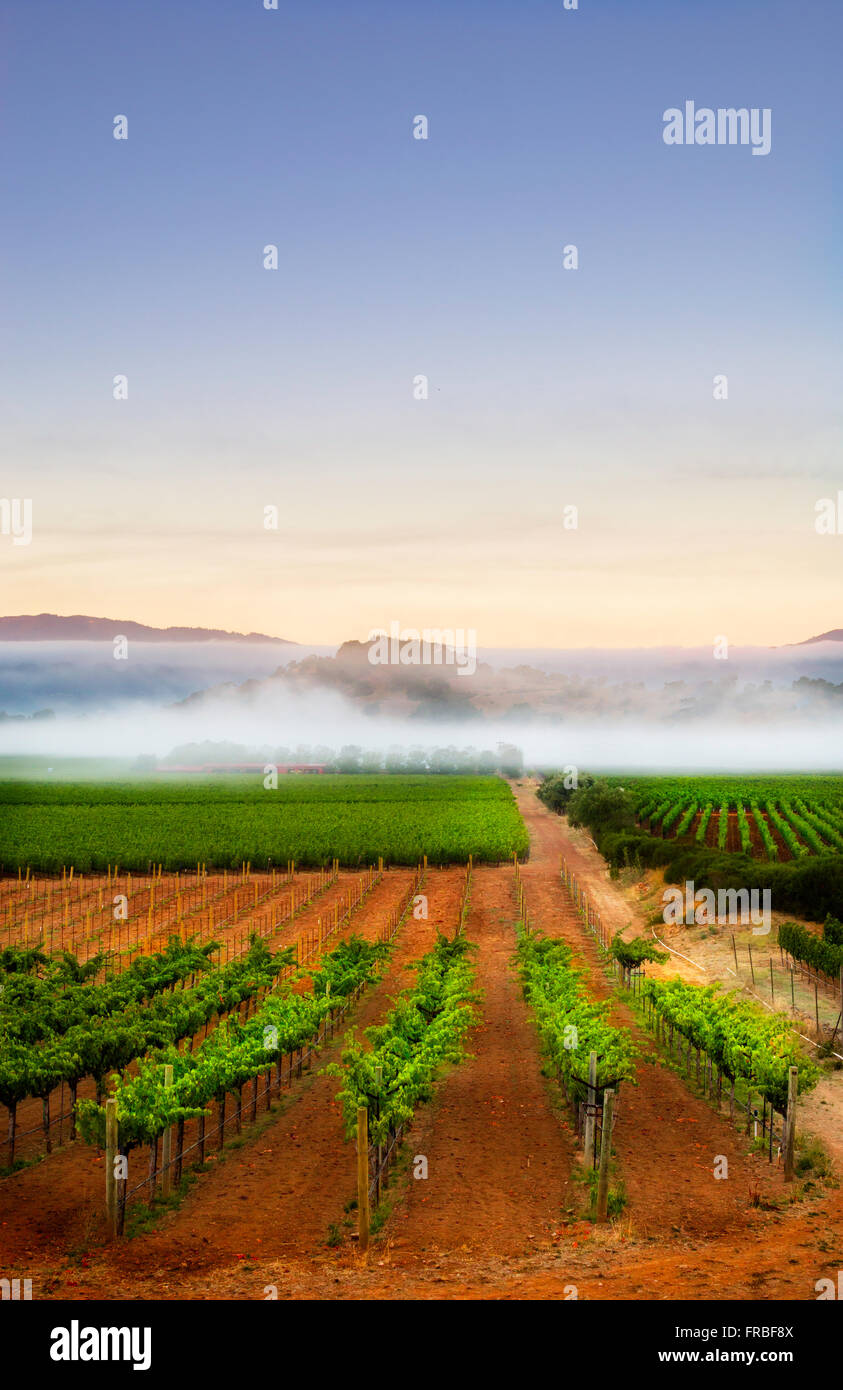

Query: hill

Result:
[0,615,293,644]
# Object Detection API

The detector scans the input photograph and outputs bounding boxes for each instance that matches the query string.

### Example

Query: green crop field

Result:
[0,774,528,871]
[611,774,843,862]
[0,774,507,805]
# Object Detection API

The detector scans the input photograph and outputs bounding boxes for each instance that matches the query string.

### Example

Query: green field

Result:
[542,772,843,922]
[0,775,528,871]
[611,774,843,861]
[0,774,503,804]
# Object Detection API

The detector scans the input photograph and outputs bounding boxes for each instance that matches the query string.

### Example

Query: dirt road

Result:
[386,865,574,1258]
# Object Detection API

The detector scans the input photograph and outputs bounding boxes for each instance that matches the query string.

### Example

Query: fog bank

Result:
[1,686,840,774]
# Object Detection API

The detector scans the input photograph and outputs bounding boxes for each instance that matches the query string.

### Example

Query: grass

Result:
[570,1162,628,1221]
[0,1155,37,1179]
[795,1138,831,1180]
[126,1172,197,1237]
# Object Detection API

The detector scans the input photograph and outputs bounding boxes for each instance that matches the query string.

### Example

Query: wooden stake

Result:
[596,1089,615,1222]
[161,1064,174,1197]
[783,1066,798,1182]
[356,1106,370,1253]
[105,1098,118,1237]
[583,1051,597,1168]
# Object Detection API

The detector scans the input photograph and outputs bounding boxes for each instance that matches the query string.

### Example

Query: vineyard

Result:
[0,778,837,1307]
[618,775,843,862]
[0,775,529,872]
[0,860,385,1167]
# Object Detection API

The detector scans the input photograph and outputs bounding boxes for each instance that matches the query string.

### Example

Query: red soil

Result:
[0,869,417,1261]
[1,870,367,1165]
[385,866,574,1259]
[2,796,841,1301]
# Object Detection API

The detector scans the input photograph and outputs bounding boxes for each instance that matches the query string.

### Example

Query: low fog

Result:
[0,641,333,713]
[2,683,841,773]
[1,639,841,773]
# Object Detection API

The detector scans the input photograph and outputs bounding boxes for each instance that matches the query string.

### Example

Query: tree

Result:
[568,780,636,837]
[336,745,363,773]
[497,743,524,777]
[610,934,668,988]
[537,772,594,814]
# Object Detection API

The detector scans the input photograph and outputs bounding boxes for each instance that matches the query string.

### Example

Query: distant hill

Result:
[0,615,294,644]
[170,632,843,728]
[795,630,843,645]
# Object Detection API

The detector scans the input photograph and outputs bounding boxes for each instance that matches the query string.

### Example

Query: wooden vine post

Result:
[176,1040,191,1184]
[161,1063,174,1197]
[583,1051,597,1168]
[783,1066,798,1183]
[105,1098,118,1238]
[596,1088,615,1222]
[356,1106,370,1253]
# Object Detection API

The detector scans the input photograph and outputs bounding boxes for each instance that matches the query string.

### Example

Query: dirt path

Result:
[385,865,573,1259]
[523,783,843,1178]
[512,783,783,1238]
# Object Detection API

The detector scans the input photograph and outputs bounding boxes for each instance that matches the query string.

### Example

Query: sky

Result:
[1,0,841,649]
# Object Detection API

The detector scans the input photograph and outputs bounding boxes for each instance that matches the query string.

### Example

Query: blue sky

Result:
[1,0,841,647]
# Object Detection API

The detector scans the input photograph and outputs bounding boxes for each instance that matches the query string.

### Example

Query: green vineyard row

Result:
[330,932,478,1147]
[0,777,529,872]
